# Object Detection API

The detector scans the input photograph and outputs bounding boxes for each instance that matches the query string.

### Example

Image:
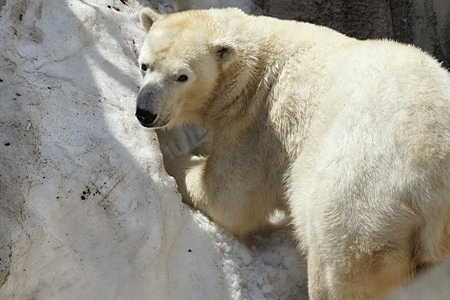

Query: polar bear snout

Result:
[135,107,157,127]
[136,86,159,127]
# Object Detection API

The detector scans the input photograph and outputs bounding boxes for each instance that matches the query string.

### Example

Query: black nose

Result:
[135,108,157,127]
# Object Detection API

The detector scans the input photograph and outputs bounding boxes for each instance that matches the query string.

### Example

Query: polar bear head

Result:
[136,8,242,128]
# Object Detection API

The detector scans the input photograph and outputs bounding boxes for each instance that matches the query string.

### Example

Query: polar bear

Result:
[135,7,450,299]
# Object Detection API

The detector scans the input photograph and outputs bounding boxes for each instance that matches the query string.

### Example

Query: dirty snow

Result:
[0,0,306,299]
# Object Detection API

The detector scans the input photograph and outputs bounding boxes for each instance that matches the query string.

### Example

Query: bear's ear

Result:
[211,44,236,63]
[140,8,161,32]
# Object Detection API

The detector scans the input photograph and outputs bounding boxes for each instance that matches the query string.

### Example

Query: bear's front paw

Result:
[164,154,190,178]
[165,154,206,207]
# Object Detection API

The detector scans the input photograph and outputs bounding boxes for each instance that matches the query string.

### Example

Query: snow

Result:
[0,0,307,299]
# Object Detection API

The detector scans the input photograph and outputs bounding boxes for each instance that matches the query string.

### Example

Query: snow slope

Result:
[0,0,306,299]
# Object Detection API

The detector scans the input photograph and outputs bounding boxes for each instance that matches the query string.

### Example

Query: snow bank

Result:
[0,0,305,299]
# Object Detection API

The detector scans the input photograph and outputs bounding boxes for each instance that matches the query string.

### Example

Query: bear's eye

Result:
[141,63,148,71]
[177,75,188,82]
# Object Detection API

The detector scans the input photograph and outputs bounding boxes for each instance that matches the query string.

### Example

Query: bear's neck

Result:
[200,17,334,159]
[203,50,318,164]
[203,50,275,127]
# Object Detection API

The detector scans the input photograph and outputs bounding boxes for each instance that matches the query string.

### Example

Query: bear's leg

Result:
[166,154,276,237]
[306,244,330,300]
[305,230,417,300]
[289,157,421,299]
[310,246,414,300]
[300,195,418,299]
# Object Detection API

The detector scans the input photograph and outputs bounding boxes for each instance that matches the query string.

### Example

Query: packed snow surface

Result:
[0,0,306,299]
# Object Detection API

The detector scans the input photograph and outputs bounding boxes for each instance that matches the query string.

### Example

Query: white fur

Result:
[137,8,450,299]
